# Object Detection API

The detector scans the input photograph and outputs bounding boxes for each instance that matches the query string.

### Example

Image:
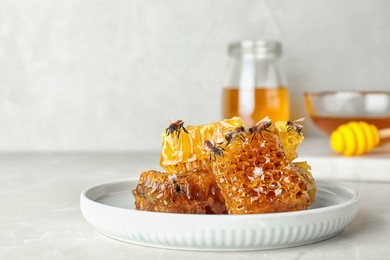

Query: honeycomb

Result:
[132,170,227,214]
[211,124,314,214]
[293,161,316,205]
[275,121,304,161]
[160,117,244,173]
[134,117,316,215]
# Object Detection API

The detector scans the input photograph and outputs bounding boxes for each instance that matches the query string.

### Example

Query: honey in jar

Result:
[222,41,289,126]
[222,87,289,126]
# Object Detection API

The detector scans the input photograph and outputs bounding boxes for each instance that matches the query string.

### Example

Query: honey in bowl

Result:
[222,87,289,126]
[305,91,390,145]
[309,115,390,135]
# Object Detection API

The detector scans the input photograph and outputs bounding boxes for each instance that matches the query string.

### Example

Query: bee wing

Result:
[169,118,184,123]
[168,117,175,125]
[262,116,271,122]
[255,116,271,125]
[293,117,305,123]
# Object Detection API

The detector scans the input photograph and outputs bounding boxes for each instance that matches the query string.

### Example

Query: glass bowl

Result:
[304,91,390,135]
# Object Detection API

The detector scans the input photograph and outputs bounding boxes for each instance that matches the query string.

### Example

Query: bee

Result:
[173,183,182,193]
[286,117,305,136]
[165,120,189,138]
[224,126,246,147]
[168,174,182,194]
[248,116,272,140]
[204,140,225,161]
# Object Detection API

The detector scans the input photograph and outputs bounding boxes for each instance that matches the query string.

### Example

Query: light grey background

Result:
[1,0,390,151]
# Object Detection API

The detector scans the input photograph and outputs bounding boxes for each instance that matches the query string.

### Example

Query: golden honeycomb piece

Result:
[275,121,304,161]
[160,117,244,173]
[211,124,314,214]
[132,170,227,214]
[293,161,316,205]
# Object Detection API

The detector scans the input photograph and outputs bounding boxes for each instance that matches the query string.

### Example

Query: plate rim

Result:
[80,178,359,250]
[80,178,359,218]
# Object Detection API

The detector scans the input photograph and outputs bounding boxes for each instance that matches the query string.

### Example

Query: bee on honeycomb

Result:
[211,124,314,214]
[160,117,244,174]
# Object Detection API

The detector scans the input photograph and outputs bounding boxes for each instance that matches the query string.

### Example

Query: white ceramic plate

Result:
[80,179,359,251]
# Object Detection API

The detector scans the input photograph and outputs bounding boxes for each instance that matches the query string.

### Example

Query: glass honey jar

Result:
[222,40,289,126]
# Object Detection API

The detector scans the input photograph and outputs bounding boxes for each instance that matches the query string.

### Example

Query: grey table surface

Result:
[1,151,389,260]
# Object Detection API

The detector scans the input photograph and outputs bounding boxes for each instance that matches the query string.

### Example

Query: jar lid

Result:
[228,40,282,57]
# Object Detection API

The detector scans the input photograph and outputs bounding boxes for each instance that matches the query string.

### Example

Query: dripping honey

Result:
[222,87,289,126]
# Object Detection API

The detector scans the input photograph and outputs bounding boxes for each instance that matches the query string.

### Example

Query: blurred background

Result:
[1,0,390,151]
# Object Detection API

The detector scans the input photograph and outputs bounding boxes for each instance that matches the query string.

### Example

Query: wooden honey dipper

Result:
[330,121,390,156]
